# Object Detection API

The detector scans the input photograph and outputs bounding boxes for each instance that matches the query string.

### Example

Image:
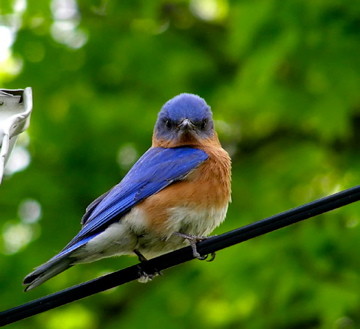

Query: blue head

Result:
[154,93,215,146]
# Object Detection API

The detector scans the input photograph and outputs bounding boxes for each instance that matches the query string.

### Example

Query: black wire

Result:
[1,185,360,326]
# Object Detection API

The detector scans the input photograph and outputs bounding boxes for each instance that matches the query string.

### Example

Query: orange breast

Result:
[137,144,231,235]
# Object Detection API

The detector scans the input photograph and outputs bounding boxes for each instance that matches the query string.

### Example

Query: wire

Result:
[1,185,360,326]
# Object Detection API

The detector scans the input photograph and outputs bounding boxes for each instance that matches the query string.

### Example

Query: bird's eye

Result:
[200,119,208,129]
[164,119,172,129]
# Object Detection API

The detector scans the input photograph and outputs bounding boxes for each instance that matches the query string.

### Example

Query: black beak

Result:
[178,118,195,131]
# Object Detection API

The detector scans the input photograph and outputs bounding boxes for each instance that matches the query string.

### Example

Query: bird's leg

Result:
[134,249,148,263]
[174,232,216,261]
[133,249,162,283]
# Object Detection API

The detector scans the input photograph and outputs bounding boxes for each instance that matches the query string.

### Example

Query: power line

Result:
[1,185,360,326]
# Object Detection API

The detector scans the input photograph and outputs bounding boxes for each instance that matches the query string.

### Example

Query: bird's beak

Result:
[178,118,195,131]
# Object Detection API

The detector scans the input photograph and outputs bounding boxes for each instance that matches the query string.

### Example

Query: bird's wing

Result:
[61,147,208,253]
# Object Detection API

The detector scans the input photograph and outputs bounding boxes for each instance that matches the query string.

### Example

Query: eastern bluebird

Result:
[23,93,231,291]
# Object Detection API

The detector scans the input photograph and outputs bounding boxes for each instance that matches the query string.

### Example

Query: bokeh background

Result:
[1,0,360,328]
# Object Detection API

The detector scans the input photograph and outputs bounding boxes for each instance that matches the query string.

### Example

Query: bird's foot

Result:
[174,232,216,261]
[137,267,159,283]
[134,249,162,283]
[202,252,216,262]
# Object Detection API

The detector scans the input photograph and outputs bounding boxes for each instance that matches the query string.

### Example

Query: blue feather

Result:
[60,147,208,255]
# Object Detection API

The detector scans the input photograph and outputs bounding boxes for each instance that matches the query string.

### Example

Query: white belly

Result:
[137,205,228,258]
[165,205,228,237]
[73,204,228,262]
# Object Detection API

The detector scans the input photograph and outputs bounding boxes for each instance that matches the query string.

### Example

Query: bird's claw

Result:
[200,252,216,262]
[134,249,162,283]
[174,232,216,261]
[137,267,159,283]
[136,265,162,283]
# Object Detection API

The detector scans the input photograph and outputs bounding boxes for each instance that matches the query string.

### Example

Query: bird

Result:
[23,93,231,291]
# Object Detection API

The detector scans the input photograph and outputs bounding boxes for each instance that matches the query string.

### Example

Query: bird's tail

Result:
[23,255,73,291]
[23,235,97,291]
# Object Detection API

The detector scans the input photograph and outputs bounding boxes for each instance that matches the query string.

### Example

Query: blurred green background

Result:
[1,0,360,328]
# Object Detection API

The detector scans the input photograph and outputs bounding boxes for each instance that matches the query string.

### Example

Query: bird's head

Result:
[153,93,218,148]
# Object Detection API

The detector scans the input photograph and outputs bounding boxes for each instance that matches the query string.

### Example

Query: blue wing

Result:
[60,147,208,256]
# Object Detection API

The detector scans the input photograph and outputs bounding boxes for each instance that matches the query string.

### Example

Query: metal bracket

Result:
[0,87,33,184]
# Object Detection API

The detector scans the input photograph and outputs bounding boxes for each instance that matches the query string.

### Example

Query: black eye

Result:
[200,119,208,129]
[164,119,172,129]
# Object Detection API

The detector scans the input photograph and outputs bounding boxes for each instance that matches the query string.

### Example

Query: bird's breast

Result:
[138,144,231,237]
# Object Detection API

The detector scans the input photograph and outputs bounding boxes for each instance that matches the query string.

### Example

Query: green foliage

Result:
[1,0,360,328]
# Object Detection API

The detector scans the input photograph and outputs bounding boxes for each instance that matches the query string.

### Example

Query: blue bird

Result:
[23,93,231,291]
